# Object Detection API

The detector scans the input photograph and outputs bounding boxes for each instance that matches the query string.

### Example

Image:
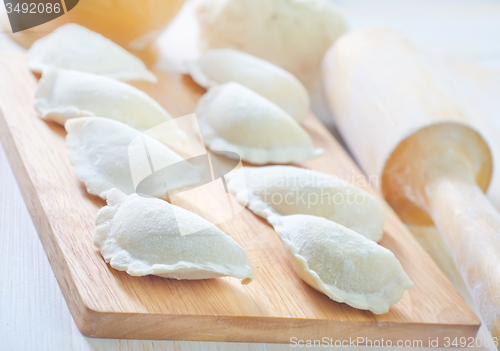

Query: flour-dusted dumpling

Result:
[187,49,310,122]
[196,82,323,165]
[35,68,182,133]
[268,214,413,314]
[28,23,156,83]
[95,188,253,283]
[195,0,347,86]
[226,166,384,241]
[65,117,201,200]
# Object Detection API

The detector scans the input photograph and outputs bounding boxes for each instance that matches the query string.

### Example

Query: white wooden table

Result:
[1,1,500,350]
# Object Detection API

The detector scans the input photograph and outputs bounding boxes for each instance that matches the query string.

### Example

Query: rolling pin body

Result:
[322,28,500,343]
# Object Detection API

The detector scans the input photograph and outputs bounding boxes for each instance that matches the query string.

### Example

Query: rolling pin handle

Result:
[427,177,500,342]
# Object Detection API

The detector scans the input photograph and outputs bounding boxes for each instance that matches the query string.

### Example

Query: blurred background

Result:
[1,0,500,350]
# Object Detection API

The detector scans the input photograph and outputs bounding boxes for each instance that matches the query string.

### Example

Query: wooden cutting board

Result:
[0,53,479,344]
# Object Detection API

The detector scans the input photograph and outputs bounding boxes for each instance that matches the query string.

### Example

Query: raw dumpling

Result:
[28,23,157,83]
[187,49,310,122]
[226,166,384,242]
[195,0,347,86]
[196,82,323,165]
[35,68,181,133]
[268,214,413,314]
[65,117,201,200]
[95,188,253,283]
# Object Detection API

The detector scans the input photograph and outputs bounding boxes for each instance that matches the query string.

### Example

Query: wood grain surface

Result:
[0,52,480,344]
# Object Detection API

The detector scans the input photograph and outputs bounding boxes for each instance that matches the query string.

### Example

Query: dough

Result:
[35,68,181,133]
[195,0,347,86]
[28,23,156,83]
[65,117,201,200]
[95,188,253,283]
[188,49,309,122]
[196,82,323,165]
[269,214,413,314]
[226,166,384,241]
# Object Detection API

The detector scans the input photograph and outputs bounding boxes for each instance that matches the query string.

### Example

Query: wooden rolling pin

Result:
[322,28,500,343]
